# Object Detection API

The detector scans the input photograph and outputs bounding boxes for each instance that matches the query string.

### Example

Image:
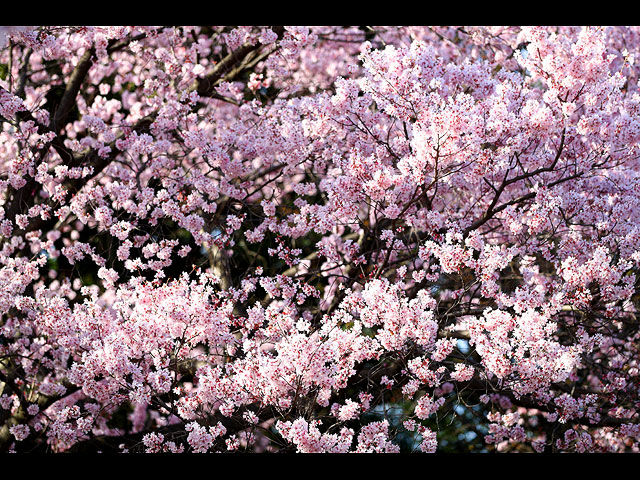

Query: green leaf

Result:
[0,63,8,81]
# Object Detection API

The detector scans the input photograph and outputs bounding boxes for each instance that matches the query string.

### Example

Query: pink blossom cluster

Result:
[1,26,640,453]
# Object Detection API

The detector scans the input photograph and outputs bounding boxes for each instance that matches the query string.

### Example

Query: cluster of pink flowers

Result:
[1,25,640,453]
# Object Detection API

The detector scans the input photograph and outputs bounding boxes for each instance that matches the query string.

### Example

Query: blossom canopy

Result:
[1,26,640,453]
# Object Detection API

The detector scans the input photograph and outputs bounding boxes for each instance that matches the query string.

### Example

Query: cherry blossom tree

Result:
[1,25,640,453]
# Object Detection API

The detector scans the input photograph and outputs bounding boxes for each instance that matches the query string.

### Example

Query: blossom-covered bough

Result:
[1,26,640,453]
